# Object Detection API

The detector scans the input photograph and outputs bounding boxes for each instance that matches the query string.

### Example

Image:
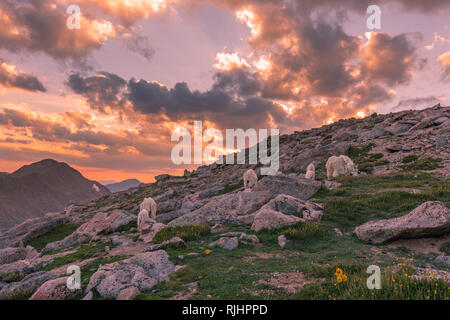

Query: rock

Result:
[297,178,322,200]
[386,144,403,152]
[385,123,412,135]
[239,233,260,244]
[360,127,386,141]
[436,136,448,150]
[278,235,288,248]
[251,208,302,232]
[0,271,58,299]
[155,174,170,182]
[434,255,450,266]
[0,257,53,280]
[0,246,38,265]
[354,201,450,244]
[29,276,80,300]
[211,224,228,234]
[86,250,175,299]
[198,186,225,200]
[82,291,93,300]
[116,286,140,300]
[43,210,136,252]
[258,195,324,223]
[433,116,449,125]
[324,180,342,190]
[208,237,239,250]
[0,213,70,249]
[139,220,167,243]
[110,235,134,247]
[168,189,272,227]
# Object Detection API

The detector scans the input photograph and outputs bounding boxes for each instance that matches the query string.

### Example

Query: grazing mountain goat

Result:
[243,169,258,190]
[92,184,100,192]
[305,163,315,180]
[326,155,358,180]
[139,197,157,219]
[137,209,151,232]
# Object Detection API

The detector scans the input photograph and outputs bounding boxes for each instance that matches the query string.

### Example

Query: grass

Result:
[0,272,25,283]
[348,144,388,173]
[440,242,450,255]
[401,157,443,171]
[213,181,244,197]
[297,264,449,300]
[402,154,418,163]
[152,223,211,244]
[314,173,449,232]
[24,223,79,251]
[42,240,114,271]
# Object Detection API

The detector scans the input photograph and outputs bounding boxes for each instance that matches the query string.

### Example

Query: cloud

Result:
[0,1,118,60]
[438,51,450,82]
[66,72,127,112]
[0,60,46,93]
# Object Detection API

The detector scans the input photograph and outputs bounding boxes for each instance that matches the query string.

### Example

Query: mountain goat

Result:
[305,163,315,180]
[92,184,100,192]
[243,169,258,190]
[139,197,157,219]
[137,209,151,232]
[326,155,358,180]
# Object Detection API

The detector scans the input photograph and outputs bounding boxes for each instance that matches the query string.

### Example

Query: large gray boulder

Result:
[0,213,70,249]
[251,208,302,232]
[0,246,38,265]
[168,190,272,226]
[209,237,239,250]
[86,250,175,299]
[0,271,58,299]
[29,276,81,300]
[354,201,450,244]
[43,210,136,252]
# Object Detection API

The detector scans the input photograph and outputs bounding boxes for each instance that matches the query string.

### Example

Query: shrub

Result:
[152,223,211,244]
[402,157,443,171]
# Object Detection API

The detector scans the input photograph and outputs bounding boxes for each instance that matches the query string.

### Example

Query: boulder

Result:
[29,276,80,300]
[436,136,448,150]
[251,208,302,232]
[0,213,70,249]
[86,250,175,299]
[297,178,322,200]
[43,210,136,252]
[0,246,38,265]
[208,237,239,250]
[434,255,450,266]
[0,271,58,299]
[262,195,324,222]
[354,201,450,244]
[117,286,140,300]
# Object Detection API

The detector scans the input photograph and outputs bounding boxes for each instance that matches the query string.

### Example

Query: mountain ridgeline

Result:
[0,159,110,230]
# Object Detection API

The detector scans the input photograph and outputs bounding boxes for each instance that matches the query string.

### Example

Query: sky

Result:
[0,0,449,183]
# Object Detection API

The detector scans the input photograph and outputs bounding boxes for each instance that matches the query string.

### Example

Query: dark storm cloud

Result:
[0,60,46,92]
[67,72,127,112]
[392,96,441,110]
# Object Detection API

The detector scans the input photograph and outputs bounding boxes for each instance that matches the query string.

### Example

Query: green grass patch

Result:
[24,223,79,251]
[213,181,244,197]
[152,223,211,244]
[0,272,25,283]
[440,242,450,255]
[402,157,443,171]
[42,241,113,271]
[297,265,448,300]
[402,154,418,163]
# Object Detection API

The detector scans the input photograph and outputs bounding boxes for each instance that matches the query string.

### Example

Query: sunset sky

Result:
[0,0,449,183]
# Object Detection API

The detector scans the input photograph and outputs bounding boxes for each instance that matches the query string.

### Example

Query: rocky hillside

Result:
[0,159,110,231]
[0,105,448,300]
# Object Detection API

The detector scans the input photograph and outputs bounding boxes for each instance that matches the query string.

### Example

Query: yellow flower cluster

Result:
[335,268,348,283]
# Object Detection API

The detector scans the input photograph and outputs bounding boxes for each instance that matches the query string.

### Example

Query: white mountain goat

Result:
[305,163,315,180]
[137,209,151,232]
[92,184,100,192]
[243,169,258,190]
[139,197,157,219]
[326,155,358,180]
